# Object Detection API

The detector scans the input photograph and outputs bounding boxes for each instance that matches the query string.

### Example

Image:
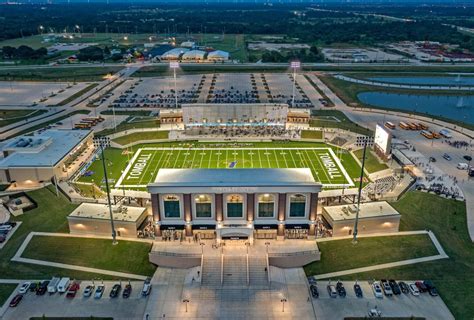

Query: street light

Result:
[100,143,118,245]
[352,138,369,244]
[170,61,180,109]
[200,242,205,254]
[183,299,189,313]
[281,298,287,312]
[265,241,270,254]
[290,61,301,108]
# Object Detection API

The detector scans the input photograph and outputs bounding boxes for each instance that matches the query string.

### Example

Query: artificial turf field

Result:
[115,146,355,189]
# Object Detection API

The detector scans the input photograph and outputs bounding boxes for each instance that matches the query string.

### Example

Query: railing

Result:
[266,253,271,284]
[268,250,319,257]
[246,253,250,286]
[220,247,224,286]
[150,251,201,258]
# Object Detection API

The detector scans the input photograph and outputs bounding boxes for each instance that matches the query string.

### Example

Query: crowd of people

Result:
[445,140,471,149]
[184,125,301,139]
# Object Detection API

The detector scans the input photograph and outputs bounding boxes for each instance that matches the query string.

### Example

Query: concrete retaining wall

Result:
[149,252,201,268]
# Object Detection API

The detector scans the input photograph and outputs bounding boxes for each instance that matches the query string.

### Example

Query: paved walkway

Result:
[313,231,448,280]
[11,232,150,280]
[335,74,474,91]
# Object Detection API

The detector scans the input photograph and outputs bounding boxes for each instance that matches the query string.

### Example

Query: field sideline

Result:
[115,147,355,189]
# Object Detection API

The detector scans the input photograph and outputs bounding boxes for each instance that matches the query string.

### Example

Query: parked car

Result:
[29,282,38,292]
[1,222,16,228]
[381,279,393,296]
[47,277,60,294]
[36,280,49,295]
[372,281,383,299]
[123,284,132,299]
[327,284,337,298]
[18,282,31,294]
[83,285,95,298]
[423,280,439,297]
[9,294,23,307]
[429,157,436,163]
[0,225,12,231]
[409,283,420,296]
[464,155,472,162]
[336,281,346,297]
[142,278,152,297]
[310,284,319,298]
[389,280,401,295]
[399,281,409,294]
[354,282,363,298]
[415,281,428,293]
[110,284,121,298]
[94,285,105,299]
[443,153,452,161]
[0,235,6,243]
[66,282,80,298]
[57,277,70,294]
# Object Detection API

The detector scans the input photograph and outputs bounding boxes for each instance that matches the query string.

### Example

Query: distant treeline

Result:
[1,4,473,51]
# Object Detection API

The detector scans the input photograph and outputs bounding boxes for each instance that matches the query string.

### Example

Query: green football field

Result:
[115,147,355,189]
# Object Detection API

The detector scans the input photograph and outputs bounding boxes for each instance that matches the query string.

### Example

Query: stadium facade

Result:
[147,168,322,242]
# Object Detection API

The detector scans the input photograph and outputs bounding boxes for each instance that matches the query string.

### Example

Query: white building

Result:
[207,50,230,61]
[160,48,189,60]
[182,50,206,61]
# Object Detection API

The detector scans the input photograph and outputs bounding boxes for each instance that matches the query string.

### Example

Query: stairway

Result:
[223,255,247,287]
[201,256,222,287]
[249,256,269,288]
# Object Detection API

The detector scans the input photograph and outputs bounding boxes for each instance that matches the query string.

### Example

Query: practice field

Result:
[115,147,354,189]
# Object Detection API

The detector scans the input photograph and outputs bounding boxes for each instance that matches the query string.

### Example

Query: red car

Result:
[9,294,23,307]
[415,281,428,293]
[66,282,80,298]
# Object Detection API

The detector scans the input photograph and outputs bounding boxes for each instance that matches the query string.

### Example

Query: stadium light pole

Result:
[290,61,300,108]
[100,143,118,245]
[352,138,368,244]
[170,61,179,109]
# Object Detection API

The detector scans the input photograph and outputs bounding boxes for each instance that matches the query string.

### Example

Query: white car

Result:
[409,283,420,296]
[142,278,152,297]
[372,281,383,299]
[18,282,31,294]
[83,285,95,298]
[94,285,105,299]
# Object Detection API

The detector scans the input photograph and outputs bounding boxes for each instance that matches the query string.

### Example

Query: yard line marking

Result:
[208,149,213,168]
[199,150,205,168]
[181,147,190,168]
[172,149,182,168]
[115,148,143,188]
[138,150,158,185]
[217,149,221,168]
[288,150,298,168]
[151,149,167,178]
[241,149,245,168]
[189,149,198,168]
[265,148,271,167]
[257,149,263,167]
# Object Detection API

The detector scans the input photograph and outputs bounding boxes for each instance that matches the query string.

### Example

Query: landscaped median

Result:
[304,233,439,277]
[19,235,156,277]
[0,284,18,307]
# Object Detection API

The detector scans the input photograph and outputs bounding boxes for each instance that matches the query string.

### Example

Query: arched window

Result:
[163,194,180,218]
[257,194,275,218]
[195,194,212,218]
[226,194,244,218]
[289,194,306,218]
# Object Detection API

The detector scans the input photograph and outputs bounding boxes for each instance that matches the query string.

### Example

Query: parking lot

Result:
[0,81,92,107]
[3,280,149,320]
[311,280,454,319]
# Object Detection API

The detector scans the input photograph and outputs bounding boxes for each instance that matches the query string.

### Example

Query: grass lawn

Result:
[301,130,323,140]
[55,83,98,106]
[0,284,17,307]
[96,117,159,136]
[0,66,123,82]
[0,186,125,280]
[132,64,288,77]
[353,148,389,173]
[79,148,131,187]
[113,130,169,145]
[310,109,373,136]
[304,234,437,276]
[0,109,47,127]
[101,110,152,116]
[332,192,473,320]
[22,236,156,277]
